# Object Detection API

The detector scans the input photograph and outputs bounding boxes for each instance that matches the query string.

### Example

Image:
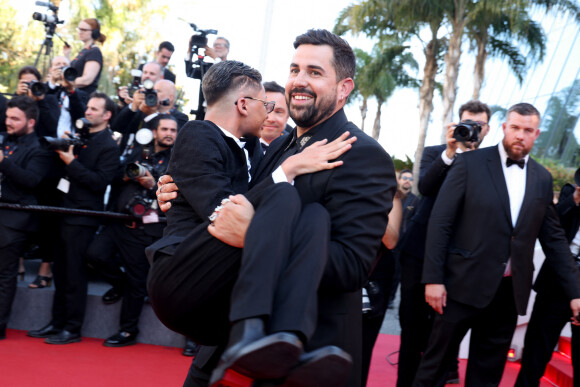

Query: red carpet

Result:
[0,330,558,386]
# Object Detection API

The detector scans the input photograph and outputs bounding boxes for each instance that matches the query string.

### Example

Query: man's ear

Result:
[235,98,249,117]
[338,78,354,102]
[104,110,112,122]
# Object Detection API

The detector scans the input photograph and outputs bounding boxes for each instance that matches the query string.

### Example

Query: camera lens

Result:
[63,67,79,82]
[29,81,48,97]
[145,93,158,107]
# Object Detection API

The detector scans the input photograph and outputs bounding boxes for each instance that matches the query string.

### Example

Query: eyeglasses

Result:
[235,96,276,114]
[400,176,414,181]
[213,43,228,48]
[475,121,488,127]
[77,27,93,32]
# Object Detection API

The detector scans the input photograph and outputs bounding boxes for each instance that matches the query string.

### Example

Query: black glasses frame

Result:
[235,96,276,114]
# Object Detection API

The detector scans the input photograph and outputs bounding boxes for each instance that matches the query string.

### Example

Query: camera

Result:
[186,23,217,81]
[32,12,58,24]
[62,66,78,82]
[125,194,155,218]
[125,162,152,179]
[126,69,143,98]
[25,80,49,97]
[31,2,63,27]
[453,119,482,143]
[142,79,158,107]
[40,133,85,151]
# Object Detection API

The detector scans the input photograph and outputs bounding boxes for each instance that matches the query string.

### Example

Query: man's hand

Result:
[118,86,133,105]
[131,90,145,112]
[445,122,460,159]
[570,299,580,326]
[573,186,580,205]
[204,46,217,59]
[49,66,63,85]
[136,169,156,190]
[281,131,356,182]
[425,284,447,314]
[16,80,30,96]
[55,144,75,165]
[156,174,178,212]
[0,149,4,163]
[208,195,255,248]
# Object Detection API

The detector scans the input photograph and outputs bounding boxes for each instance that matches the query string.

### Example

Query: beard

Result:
[287,87,337,129]
[502,137,530,160]
[157,137,174,148]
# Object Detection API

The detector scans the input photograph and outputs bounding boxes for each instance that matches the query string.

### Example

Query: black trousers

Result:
[413,277,518,387]
[397,254,435,387]
[0,225,27,326]
[515,286,580,387]
[87,222,154,334]
[148,183,330,347]
[51,221,97,333]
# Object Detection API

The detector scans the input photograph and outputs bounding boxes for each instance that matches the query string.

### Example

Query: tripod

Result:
[33,20,68,78]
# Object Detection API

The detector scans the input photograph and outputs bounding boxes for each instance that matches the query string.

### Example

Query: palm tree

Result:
[351,48,374,131]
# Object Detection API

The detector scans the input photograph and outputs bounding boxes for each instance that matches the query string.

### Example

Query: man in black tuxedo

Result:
[413,103,580,386]
[157,29,396,387]
[397,100,491,386]
[0,96,52,339]
[28,92,120,344]
[155,41,176,83]
[516,180,580,386]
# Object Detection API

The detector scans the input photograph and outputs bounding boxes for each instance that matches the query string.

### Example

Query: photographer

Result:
[397,100,491,386]
[86,114,176,347]
[118,62,164,107]
[113,79,187,156]
[15,66,59,137]
[0,97,52,340]
[65,18,106,103]
[155,41,176,83]
[204,37,230,62]
[28,92,120,345]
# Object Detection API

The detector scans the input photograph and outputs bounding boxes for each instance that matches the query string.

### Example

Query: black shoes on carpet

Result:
[183,338,199,357]
[45,330,81,345]
[102,287,123,304]
[27,324,61,338]
[104,331,137,347]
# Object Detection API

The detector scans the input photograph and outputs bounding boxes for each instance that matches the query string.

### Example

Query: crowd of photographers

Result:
[0,36,192,349]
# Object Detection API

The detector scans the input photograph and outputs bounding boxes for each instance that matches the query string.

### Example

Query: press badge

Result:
[57,178,70,193]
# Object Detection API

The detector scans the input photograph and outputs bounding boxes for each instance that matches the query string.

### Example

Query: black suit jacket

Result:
[250,109,396,385]
[423,145,580,315]
[534,183,580,293]
[399,144,448,264]
[60,129,121,227]
[163,68,176,83]
[0,132,52,234]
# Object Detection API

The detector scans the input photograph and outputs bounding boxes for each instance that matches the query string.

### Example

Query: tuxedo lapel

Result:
[486,147,513,227]
[251,133,293,184]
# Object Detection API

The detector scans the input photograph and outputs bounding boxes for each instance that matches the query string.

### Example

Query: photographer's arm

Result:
[74,61,101,88]
[0,147,51,189]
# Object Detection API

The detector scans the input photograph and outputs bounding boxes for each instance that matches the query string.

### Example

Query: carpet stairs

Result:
[542,337,574,387]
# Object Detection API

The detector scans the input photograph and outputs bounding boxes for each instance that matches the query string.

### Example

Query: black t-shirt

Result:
[70,45,103,94]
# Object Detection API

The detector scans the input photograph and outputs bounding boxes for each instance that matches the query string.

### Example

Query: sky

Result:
[14,0,580,161]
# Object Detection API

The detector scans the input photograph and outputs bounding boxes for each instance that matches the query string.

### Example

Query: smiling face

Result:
[261,91,289,144]
[285,44,345,132]
[502,111,540,160]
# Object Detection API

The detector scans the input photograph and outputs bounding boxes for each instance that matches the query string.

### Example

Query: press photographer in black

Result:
[86,114,176,347]
[28,92,120,344]
[0,96,52,340]
[14,66,59,137]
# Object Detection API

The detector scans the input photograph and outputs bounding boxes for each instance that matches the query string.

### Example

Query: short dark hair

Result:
[202,60,262,106]
[89,92,117,122]
[149,113,177,131]
[263,81,285,95]
[159,41,175,53]
[399,169,413,178]
[458,100,491,122]
[293,29,355,81]
[18,66,42,81]
[507,103,541,120]
[7,95,39,121]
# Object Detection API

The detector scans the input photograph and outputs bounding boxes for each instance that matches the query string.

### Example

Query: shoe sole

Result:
[282,347,352,387]
[210,333,302,386]
[103,340,137,347]
[45,337,82,345]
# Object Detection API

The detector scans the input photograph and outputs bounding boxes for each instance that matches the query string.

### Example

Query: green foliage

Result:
[392,155,414,172]
[534,157,577,192]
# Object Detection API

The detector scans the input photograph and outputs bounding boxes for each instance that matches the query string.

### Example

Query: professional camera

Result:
[125,162,153,180]
[40,117,90,151]
[185,23,217,81]
[142,79,158,107]
[125,194,155,218]
[31,1,63,28]
[62,66,78,82]
[126,69,143,98]
[453,119,482,143]
[25,80,49,97]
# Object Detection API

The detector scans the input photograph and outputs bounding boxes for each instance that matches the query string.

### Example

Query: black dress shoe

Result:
[183,338,199,356]
[281,346,352,387]
[104,331,137,347]
[102,287,123,304]
[27,324,62,338]
[45,330,81,344]
[210,318,303,386]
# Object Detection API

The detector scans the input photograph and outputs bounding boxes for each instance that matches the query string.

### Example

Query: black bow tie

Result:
[506,157,525,169]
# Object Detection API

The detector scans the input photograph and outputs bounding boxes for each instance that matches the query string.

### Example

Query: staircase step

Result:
[543,351,574,387]
[558,336,572,359]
